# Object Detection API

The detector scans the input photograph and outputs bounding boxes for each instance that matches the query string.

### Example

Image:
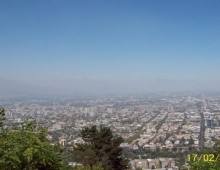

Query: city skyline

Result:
[1,0,220,95]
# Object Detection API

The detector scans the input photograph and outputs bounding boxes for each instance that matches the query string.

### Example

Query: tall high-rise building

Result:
[218,120,220,127]
[207,118,214,128]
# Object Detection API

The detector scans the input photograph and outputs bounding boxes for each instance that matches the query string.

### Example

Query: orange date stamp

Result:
[187,154,219,162]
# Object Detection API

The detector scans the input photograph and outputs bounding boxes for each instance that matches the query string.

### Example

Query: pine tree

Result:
[72,125,129,170]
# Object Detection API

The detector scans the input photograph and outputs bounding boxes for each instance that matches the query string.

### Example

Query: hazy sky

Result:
[1,0,220,95]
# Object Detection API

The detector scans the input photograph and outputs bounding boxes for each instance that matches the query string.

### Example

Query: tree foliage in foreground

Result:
[72,125,129,170]
[0,108,71,170]
[187,161,220,170]
[187,140,220,170]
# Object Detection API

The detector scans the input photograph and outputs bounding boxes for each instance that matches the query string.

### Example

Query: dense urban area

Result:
[1,92,220,170]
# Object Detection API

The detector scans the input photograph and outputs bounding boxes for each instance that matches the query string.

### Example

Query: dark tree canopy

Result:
[0,108,5,128]
[72,125,129,170]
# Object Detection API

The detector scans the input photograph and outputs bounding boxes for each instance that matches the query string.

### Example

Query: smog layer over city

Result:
[1,1,220,170]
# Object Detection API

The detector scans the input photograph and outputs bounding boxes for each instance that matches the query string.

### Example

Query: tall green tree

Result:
[0,107,72,170]
[72,125,129,170]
